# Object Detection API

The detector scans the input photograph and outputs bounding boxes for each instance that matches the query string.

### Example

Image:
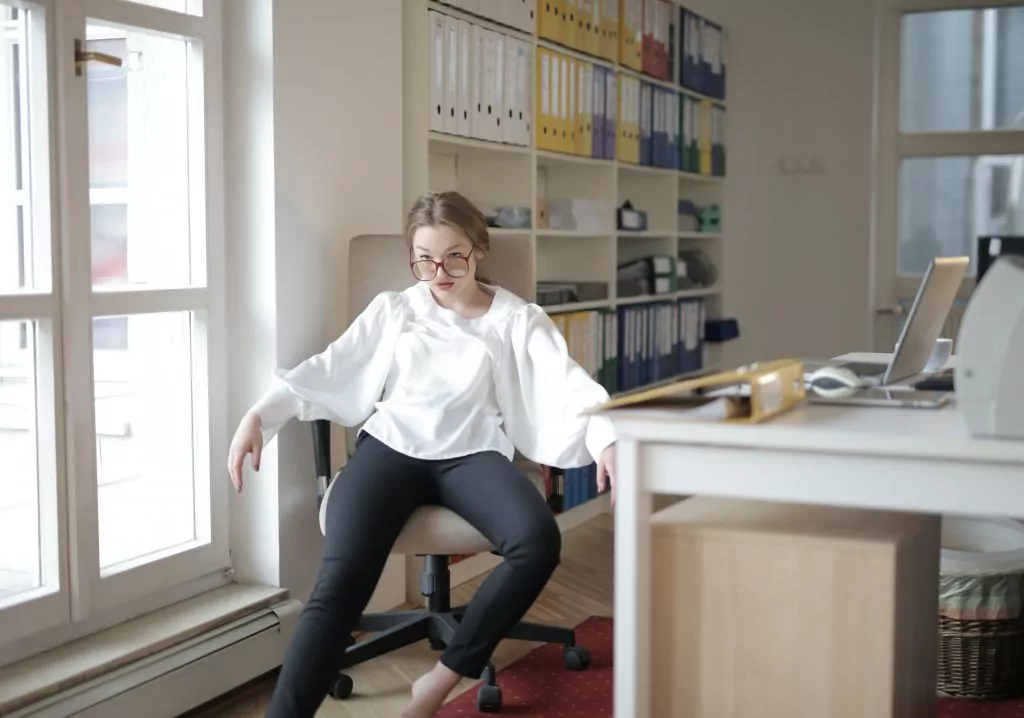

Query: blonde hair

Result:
[404,191,491,253]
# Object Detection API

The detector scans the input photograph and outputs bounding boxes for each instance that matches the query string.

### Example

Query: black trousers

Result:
[266,433,562,717]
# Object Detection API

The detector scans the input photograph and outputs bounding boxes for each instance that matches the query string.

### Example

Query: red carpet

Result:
[438,616,614,717]
[437,616,1024,717]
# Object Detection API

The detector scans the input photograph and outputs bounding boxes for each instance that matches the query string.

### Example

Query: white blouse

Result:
[250,282,618,468]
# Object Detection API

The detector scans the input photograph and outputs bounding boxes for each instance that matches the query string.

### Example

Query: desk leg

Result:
[614,438,652,718]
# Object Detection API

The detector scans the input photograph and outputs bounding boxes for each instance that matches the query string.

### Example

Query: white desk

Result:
[608,355,1024,718]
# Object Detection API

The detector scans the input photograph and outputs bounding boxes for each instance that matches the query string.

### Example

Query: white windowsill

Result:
[0,583,289,715]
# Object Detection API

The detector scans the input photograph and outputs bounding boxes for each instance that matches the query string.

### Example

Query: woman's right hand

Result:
[228,411,263,494]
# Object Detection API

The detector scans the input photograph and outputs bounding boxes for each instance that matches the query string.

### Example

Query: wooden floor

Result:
[184,512,613,718]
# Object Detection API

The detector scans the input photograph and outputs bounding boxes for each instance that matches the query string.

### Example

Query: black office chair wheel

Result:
[563,645,591,671]
[477,662,503,713]
[476,684,503,713]
[329,674,354,700]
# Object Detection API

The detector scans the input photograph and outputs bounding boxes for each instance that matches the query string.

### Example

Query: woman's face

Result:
[411,224,482,299]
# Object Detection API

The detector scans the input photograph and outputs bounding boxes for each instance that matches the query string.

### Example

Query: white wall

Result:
[224,0,408,610]
[691,0,877,363]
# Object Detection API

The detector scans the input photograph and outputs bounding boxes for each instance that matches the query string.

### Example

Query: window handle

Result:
[74,39,123,76]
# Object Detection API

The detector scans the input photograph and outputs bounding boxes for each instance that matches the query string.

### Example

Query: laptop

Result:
[806,256,969,386]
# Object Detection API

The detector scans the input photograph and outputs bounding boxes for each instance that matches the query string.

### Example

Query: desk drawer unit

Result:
[650,496,940,718]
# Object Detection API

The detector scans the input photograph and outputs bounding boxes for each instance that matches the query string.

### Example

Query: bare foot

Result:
[401,662,462,718]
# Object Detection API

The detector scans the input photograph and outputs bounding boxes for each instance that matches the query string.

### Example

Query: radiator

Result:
[8,599,301,718]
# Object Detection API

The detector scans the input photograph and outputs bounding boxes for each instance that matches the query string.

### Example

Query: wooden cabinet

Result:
[650,496,940,718]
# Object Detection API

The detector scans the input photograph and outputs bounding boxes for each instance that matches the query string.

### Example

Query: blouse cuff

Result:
[250,383,302,443]
[585,414,618,464]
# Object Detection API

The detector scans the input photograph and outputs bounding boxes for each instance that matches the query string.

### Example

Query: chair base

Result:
[328,555,591,713]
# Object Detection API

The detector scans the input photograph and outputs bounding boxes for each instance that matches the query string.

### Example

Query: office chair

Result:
[310,420,591,713]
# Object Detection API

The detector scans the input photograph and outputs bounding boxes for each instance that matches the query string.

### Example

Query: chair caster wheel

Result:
[329,674,353,700]
[477,683,503,713]
[563,645,591,671]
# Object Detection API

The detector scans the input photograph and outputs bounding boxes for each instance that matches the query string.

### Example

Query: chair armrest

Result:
[311,419,332,507]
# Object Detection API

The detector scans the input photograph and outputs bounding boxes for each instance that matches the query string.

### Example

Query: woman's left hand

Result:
[596,443,617,505]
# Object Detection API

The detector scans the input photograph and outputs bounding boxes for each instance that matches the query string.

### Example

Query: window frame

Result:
[0,0,70,647]
[0,0,229,657]
[872,0,1024,341]
[55,0,229,621]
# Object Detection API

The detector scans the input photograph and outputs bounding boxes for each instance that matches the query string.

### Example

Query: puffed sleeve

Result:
[495,305,618,468]
[248,291,406,445]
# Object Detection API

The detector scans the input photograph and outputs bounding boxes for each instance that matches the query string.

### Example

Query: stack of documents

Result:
[428,9,533,146]
[679,5,726,101]
[546,198,606,231]
[548,297,707,395]
[536,46,617,158]
[537,0,620,63]
[641,0,673,80]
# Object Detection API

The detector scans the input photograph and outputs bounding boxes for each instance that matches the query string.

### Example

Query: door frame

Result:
[869,0,1024,350]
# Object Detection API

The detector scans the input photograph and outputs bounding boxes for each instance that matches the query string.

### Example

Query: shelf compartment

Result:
[536,234,614,305]
[430,141,533,218]
[617,170,677,235]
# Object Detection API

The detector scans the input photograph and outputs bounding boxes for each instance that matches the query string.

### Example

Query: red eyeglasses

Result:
[410,254,471,281]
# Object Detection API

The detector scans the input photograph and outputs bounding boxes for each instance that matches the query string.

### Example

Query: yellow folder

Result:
[699,99,712,175]
[577,62,593,156]
[586,359,807,424]
[539,0,561,43]
[563,0,579,49]
[619,0,642,70]
[557,52,571,153]
[581,0,600,57]
[568,56,579,154]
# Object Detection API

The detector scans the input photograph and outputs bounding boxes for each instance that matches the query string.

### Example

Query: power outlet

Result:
[779,156,831,175]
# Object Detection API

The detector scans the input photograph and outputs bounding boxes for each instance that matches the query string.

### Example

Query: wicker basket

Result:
[938,517,1024,700]
[938,614,1024,699]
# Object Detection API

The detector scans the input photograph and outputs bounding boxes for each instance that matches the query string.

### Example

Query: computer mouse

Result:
[807,365,866,398]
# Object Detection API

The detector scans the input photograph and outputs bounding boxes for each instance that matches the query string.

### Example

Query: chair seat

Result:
[318,466,548,556]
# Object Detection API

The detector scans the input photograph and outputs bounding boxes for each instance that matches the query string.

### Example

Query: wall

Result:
[224,0,408,610]
[689,0,877,362]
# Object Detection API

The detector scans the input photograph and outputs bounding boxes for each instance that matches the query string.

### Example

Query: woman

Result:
[227,191,617,718]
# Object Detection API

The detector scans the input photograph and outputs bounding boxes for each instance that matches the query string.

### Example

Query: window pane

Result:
[95,312,202,571]
[898,154,1024,276]
[1,2,49,294]
[0,319,41,602]
[901,7,1024,133]
[122,0,202,16]
[86,21,204,291]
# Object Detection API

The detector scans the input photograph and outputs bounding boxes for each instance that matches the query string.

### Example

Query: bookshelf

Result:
[362,0,730,577]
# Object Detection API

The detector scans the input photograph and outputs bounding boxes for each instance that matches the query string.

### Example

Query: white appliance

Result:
[956,255,1024,439]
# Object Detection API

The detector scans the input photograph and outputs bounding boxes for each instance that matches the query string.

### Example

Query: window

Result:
[0,0,225,655]
[895,5,1024,277]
